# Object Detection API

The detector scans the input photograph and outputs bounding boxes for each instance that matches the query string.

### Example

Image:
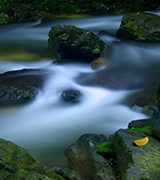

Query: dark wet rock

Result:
[117,12,160,40]
[151,118,160,140]
[156,83,160,111]
[76,68,148,90]
[61,89,81,103]
[48,24,107,62]
[51,166,81,180]
[128,118,157,129]
[0,69,49,106]
[65,133,116,180]
[112,129,160,180]
[0,138,65,180]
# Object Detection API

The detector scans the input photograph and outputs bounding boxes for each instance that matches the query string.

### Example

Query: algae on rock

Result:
[0,138,65,180]
[112,129,160,180]
[117,12,160,40]
[48,25,107,62]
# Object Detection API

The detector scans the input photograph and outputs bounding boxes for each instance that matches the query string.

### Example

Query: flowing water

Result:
[0,15,159,167]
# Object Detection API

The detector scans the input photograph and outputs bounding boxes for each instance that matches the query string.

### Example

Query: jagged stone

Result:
[65,133,116,180]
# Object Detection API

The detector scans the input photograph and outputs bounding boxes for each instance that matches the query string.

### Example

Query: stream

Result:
[0,14,160,167]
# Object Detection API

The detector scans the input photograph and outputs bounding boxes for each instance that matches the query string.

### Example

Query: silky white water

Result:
[0,15,159,167]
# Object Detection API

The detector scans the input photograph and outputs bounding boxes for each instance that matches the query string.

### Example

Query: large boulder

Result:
[48,25,107,62]
[65,133,115,180]
[117,12,160,40]
[112,129,160,180]
[0,138,65,180]
[0,69,49,106]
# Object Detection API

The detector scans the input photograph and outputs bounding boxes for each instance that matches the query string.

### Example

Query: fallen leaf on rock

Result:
[133,137,149,146]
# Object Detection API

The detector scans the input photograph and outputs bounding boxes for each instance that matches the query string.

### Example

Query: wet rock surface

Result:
[65,133,115,180]
[76,68,148,90]
[61,89,81,103]
[48,24,107,62]
[0,138,65,180]
[0,69,49,106]
[117,12,160,40]
[112,129,160,180]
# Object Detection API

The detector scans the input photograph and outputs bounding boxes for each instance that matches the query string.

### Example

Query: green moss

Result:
[132,105,154,117]
[96,142,113,153]
[129,126,152,135]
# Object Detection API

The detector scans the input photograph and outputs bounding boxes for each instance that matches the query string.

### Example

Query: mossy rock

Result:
[0,138,65,180]
[117,12,160,40]
[112,129,160,180]
[65,133,115,180]
[48,25,107,62]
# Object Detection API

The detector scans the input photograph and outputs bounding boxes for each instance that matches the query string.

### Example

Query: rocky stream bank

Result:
[1,12,160,179]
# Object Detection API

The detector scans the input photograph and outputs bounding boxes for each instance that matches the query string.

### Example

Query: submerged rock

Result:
[65,133,115,180]
[0,69,49,106]
[0,138,65,180]
[112,129,160,180]
[91,57,107,70]
[61,89,81,103]
[117,12,160,40]
[76,68,147,90]
[48,25,107,62]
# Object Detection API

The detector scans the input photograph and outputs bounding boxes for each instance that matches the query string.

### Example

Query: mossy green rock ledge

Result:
[117,12,160,40]
[48,25,107,62]
[112,129,160,180]
[0,138,65,180]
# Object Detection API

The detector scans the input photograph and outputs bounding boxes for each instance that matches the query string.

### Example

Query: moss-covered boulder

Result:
[65,133,115,180]
[117,12,160,40]
[0,138,65,180]
[0,69,48,106]
[112,129,160,180]
[48,25,107,62]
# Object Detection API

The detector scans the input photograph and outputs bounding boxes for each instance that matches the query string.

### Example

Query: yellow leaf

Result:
[133,137,149,146]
